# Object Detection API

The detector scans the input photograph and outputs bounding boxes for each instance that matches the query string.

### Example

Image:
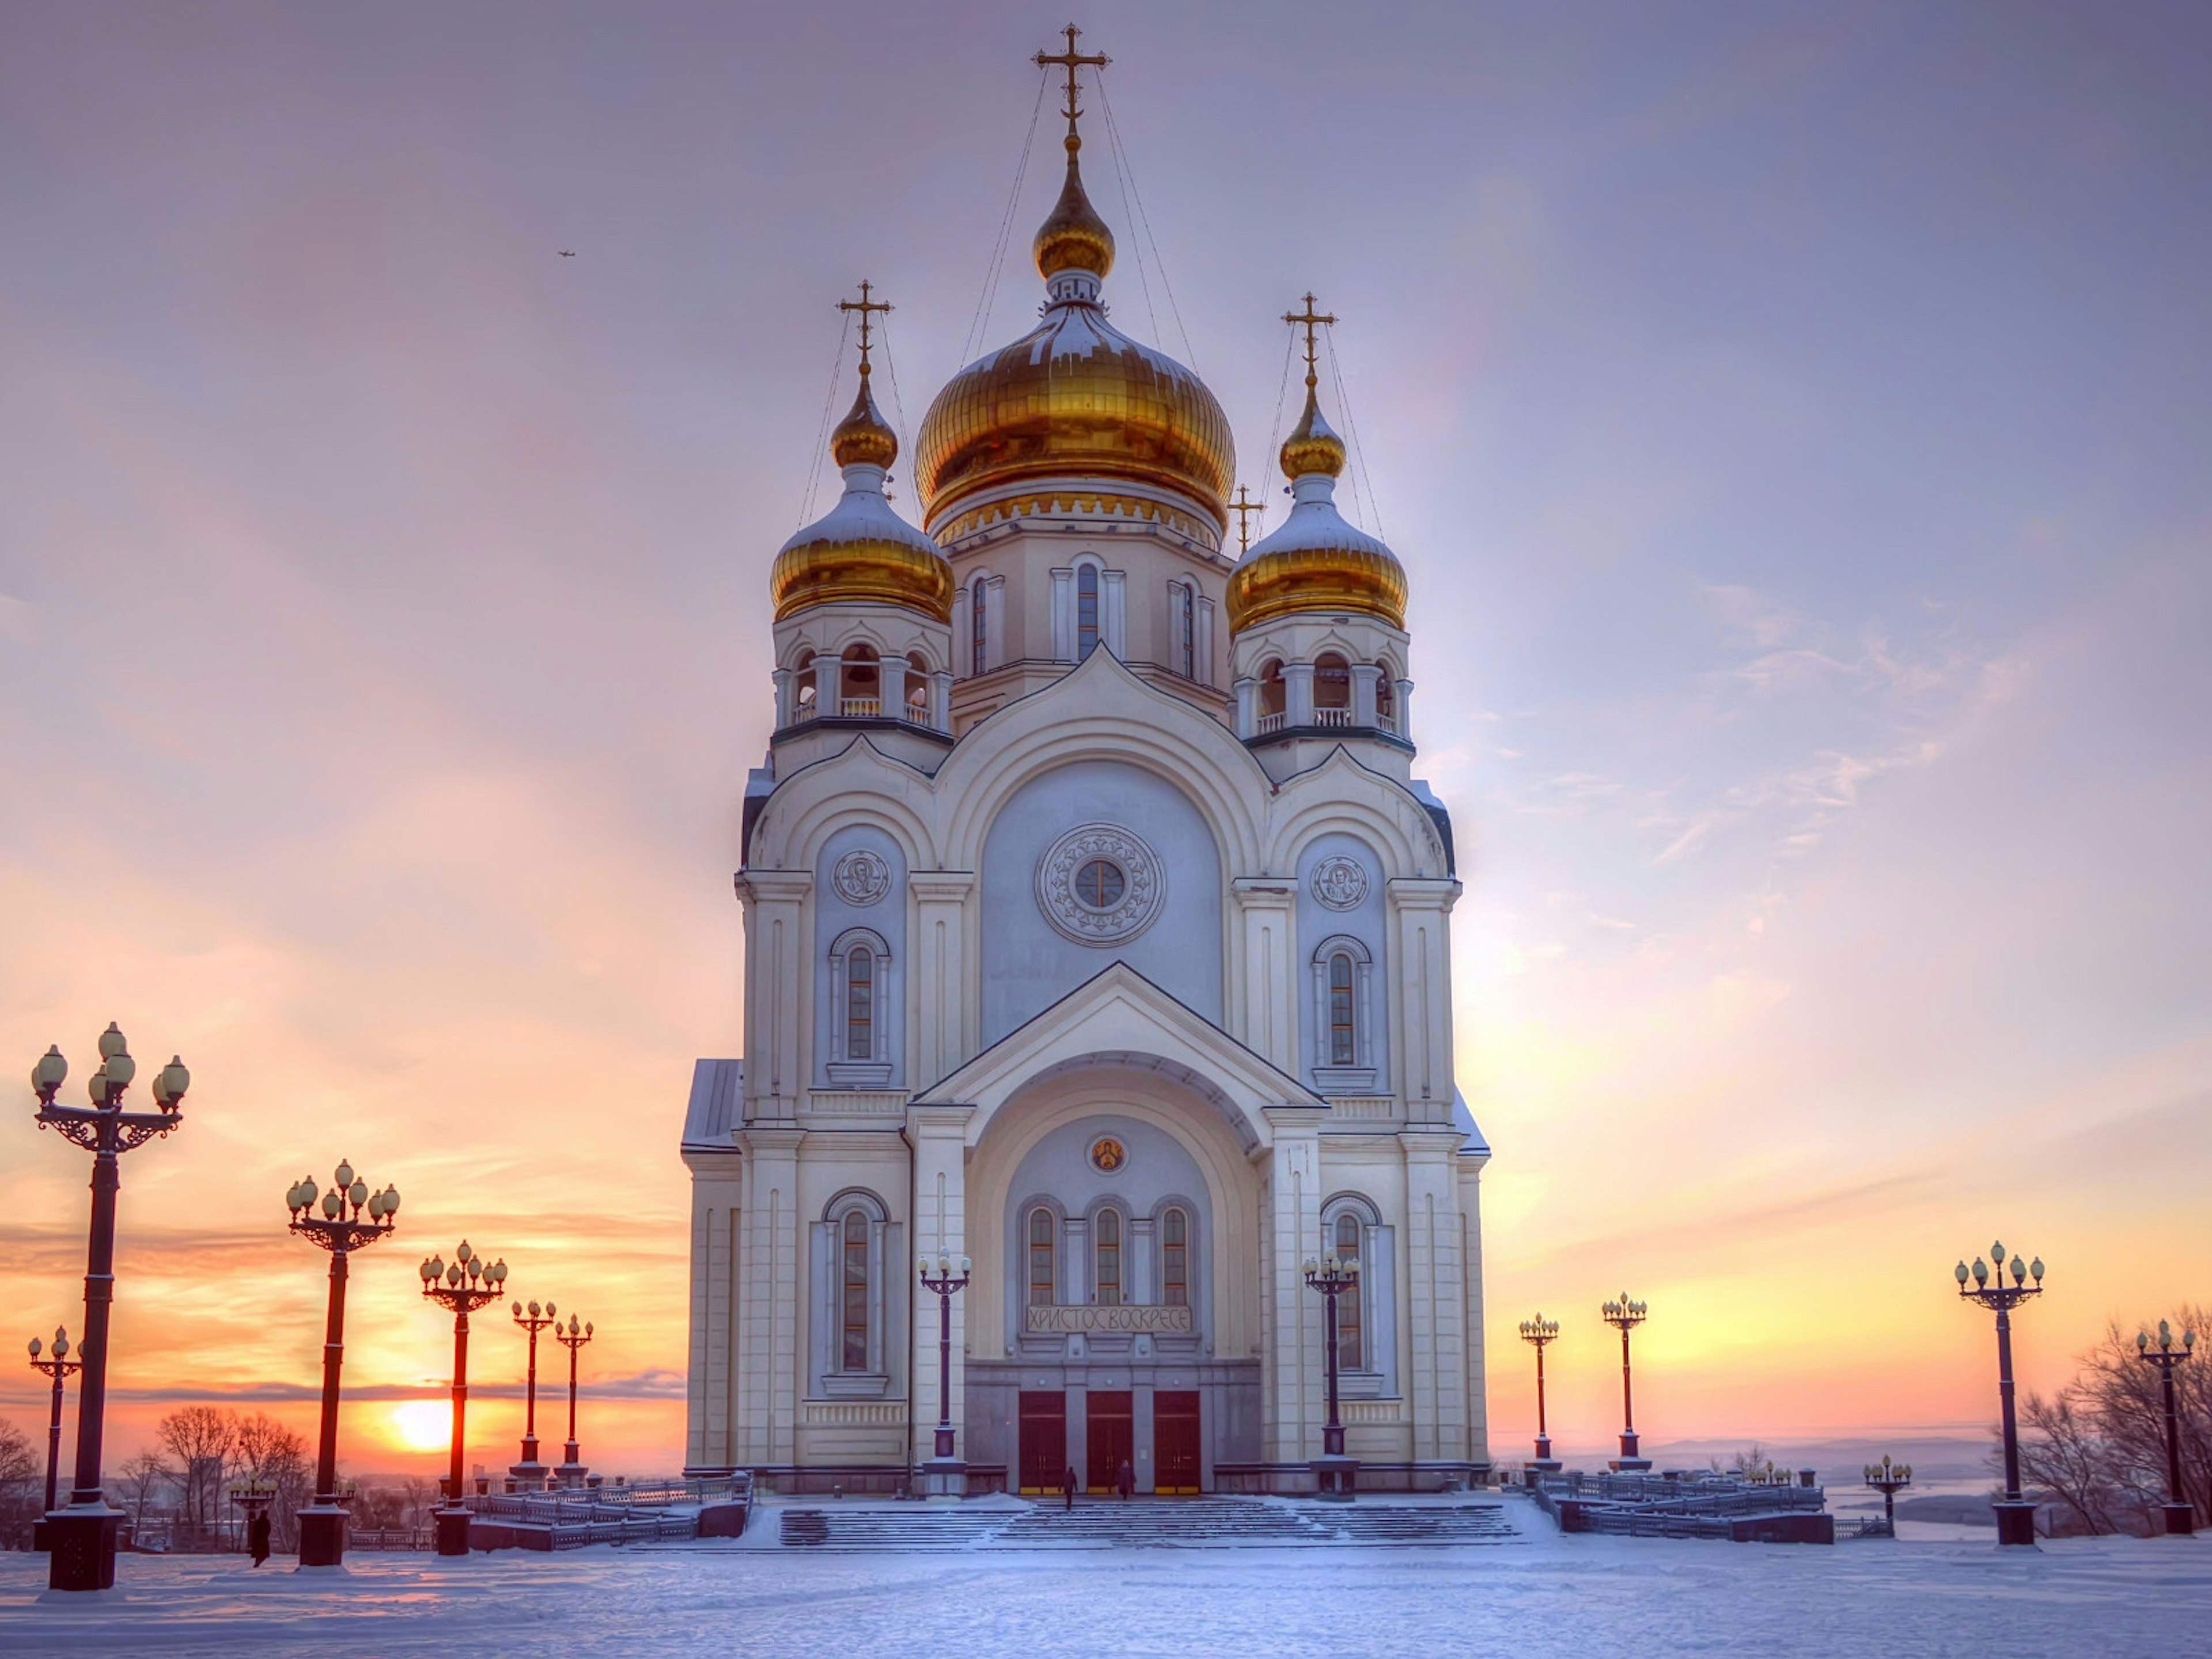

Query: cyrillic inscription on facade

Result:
[1025,1304,1194,1335]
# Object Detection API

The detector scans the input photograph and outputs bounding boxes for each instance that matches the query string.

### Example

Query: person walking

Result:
[247,1508,271,1567]
[1061,1465,1078,1512]
[1117,1458,1134,1501]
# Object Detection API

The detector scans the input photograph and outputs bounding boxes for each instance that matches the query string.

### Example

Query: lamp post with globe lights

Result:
[1955,1240,2045,1545]
[1302,1251,1361,1501]
[1601,1294,1651,1471]
[510,1301,559,1489]
[419,1242,507,1555]
[2136,1319,2197,1536]
[1864,1455,1912,1535]
[1517,1314,1562,1478]
[553,1314,594,1486]
[28,1025,190,1592]
[285,1162,399,1566]
[26,1328,80,1524]
[917,1255,971,1498]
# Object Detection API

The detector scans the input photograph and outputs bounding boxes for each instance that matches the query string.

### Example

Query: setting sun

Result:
[385,1400,450,1454]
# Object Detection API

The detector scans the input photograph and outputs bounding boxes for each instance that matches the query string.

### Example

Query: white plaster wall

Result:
[811,825,908,1089]
[1294,831,1392,1096]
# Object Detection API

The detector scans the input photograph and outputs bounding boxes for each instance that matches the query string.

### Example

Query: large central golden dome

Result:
[914,128,1233,535]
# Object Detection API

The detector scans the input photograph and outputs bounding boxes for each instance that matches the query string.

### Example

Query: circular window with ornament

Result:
[1035,823,1165,946]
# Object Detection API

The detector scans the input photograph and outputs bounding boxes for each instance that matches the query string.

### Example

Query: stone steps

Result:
[777,1498,1514,1550]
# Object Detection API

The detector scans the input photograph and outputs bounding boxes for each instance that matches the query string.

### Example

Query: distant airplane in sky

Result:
[558,250,575,258]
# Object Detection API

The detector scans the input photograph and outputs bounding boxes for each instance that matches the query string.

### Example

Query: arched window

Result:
[1028,1208,1056,1307]
[1077,564,1100,660]
[970,580,990,675]
[1161,1207,1188,1308]
[1315,653,1351,718]
[1173,583,1196,679]
[906,652,930,721]
[1332,1211,1363,1370]
[1256,659,1291,717]
[840,645,880,717]
[841,1210,870,1372]
[845,944,874,1060]
[1093,1208,1122,1306]
[794,652,818,720]
[1373,662,1395,729]
[1328,951,1357,1065]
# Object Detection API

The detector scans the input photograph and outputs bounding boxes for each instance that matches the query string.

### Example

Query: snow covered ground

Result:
[2,1499,2205,1658]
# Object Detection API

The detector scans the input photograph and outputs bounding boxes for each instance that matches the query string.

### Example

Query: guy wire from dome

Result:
[915,28,1234,539]
[770,281,953,625]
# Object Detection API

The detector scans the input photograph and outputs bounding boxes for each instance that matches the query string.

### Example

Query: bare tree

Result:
[233,1412,311,1551]
[116,1450,171,1535]
[156,1406,238,1549]
[0,1421,39,1550]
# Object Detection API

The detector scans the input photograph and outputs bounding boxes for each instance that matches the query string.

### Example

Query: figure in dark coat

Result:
[1117,1459,1134,1501]
[247,1509,271,1566]
[1061,1465,1078,1511]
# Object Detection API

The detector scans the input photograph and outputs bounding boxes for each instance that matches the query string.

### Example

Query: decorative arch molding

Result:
[751,740,944,873]
[1309,933,1378,1092]
[1319,1190,1396,1397]
[1264,752,1449,876]
[810,1184,900,1400]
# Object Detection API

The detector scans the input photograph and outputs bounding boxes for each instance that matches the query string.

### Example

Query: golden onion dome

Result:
[915,134,1232,533]
[770,372,952,624]
[1226,386,1406,635]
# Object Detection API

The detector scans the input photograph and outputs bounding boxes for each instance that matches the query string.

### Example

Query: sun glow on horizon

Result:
[384,1399,450,1453]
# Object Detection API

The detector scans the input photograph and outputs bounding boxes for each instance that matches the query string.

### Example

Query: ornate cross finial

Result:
[1036,23,1109,142]
[836,279,893,378]
[1229,485,1264,555]
[1283,291,1338,390]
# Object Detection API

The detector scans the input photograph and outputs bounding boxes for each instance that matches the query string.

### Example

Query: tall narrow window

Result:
[1334,1212,1363,1370]
[1094,1209,1122,1306]
[1374,664,1395,729]
[1162,1207,1188,1307]
[1077,565,1100,659]
[841,1210,870,1372]
[1176,584,1196,679]
[1315,653,1351,711]
[1329,952,1357,1065]
[971,584,988,675]
[906,652,930,721]
[794,652,817,719]
[845,945,874,1061]
[1029,1209,1056,1307]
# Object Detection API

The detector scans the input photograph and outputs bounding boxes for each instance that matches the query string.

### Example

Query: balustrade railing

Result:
[1255,710,1287,734]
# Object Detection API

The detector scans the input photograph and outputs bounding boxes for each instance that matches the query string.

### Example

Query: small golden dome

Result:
[830,373,898,471]
[1033,137,1115,281]
[1227,388,1404,635]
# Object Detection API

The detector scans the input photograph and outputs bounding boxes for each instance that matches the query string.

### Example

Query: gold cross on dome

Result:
[836,279,893,375]
[1283,291,1338,387]
[1229,485,1264,554]
[1036,24,1109,136]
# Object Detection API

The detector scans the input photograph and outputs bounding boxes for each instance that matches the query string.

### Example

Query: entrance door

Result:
[1155,1391,1201,1494]
[1018,1391,1067,1495]
[1086,1391,1133,1492]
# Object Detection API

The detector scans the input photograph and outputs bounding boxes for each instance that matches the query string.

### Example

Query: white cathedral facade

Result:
[681,57,1490,1497]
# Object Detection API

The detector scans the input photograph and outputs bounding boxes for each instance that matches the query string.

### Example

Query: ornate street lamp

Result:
[419,1241,507,1556]
[553,1313,594,1486]
[286,1161,399,1567]
[509,1300,558,1489]
[2135,1319,2197,1537]
[1600,1294,1651,1471]
[1517,1314,1562,1478]
[1303,1251,1361,1501]
[1864,1454,1912,1536]
[26,1328,81,1526]
[916,1254,971,1498]
[28,1025,190,1592]
[1955,1240,2045,1545]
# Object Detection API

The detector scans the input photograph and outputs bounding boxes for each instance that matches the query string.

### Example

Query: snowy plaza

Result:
[2,1502,2207,1659]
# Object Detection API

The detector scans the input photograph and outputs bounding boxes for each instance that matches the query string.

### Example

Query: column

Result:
[983,579,1006,671]
[880,657,906,723]
[909,872,975,1088]
[1102,569,1126,657]
[1386,878,1460,1123]
[1350,663,1381,728]
[907,1105,976,1475]
[1230,878,1300,1074]
[1285,661,1316,728]
[1132,1380,1156,1494]
[1394,677,1415,741]
[683,1149,743,1474]
[1400,1130,1469,1465]
[1260,1108,1326,1465]
[930,669,953,733]
[1050,569,1073,660]
[1195,597,1216,687]
[772,666,794,730]
[1456,1150,1492,1471]
[734,870,811,1123]
[952,586,974,675]
[734,1127,805,1467]
[1233,676,1257,740]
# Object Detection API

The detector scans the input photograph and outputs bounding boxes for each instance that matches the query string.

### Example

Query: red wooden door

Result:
[1018,1391,1067,1494]
[1154,1390,1201,1494]
[1086,1391,1133,1492]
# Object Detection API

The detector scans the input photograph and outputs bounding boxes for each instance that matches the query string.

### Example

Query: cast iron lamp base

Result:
[433,1505,474,1556]
[296,1506,349,1567]
[41,1506,124,1593]
[2162,1503,2196,1538]
[1993,1499,2039,1546]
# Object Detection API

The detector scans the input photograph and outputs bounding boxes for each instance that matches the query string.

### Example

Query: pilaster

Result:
[1400,1128,1469,1462]
[735,869,812,1123]
[1385,877,1461,1122]
[909,872,976,1090]
[1230,877,1299,1074]
[1260,1107,1326,1463]
[907,1104,976,1468]
[734,1127,805,1465]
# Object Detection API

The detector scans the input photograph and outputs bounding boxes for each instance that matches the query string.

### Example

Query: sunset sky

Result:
[3,2,2207,1478]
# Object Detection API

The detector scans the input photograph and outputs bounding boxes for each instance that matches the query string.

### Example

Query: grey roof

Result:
[1452,1088,1490,1156]
[681,1058,744,1152]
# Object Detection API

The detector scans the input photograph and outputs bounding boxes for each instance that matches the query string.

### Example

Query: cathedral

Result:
[681,36,1490,1497]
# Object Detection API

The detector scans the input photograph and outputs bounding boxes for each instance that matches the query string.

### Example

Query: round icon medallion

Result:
[1089,1136,1128,1173]
[831,849,892,906]
[1310,855,1370,912]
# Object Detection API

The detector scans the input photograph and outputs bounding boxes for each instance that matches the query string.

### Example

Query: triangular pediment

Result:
[914,961,1323,1146]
